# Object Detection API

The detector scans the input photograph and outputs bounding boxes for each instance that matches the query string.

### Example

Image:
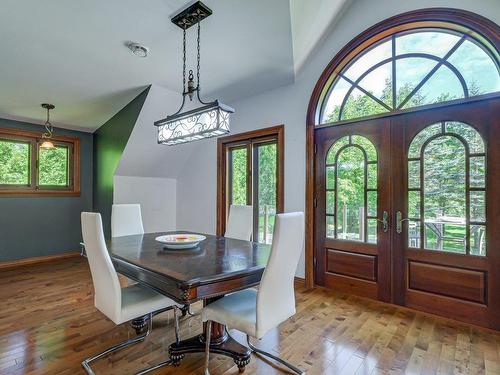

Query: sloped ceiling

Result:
[0,0,346,132]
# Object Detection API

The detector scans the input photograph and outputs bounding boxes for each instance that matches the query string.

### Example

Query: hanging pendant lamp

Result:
[40,103,56,149]
[155,1,234,146]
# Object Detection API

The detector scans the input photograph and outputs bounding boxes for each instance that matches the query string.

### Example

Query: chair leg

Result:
[174,306,180,345]
[134,306,182,375]
[82,308,182,375]
[204,320,212,375]
[82,313,153,375]
[246,335,305,375]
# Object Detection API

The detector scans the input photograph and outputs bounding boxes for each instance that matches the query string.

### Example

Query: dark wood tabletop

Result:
[109,231,271,304]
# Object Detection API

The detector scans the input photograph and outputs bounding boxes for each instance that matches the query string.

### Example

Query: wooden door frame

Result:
[216,125,284,236]
[305,8,500,290]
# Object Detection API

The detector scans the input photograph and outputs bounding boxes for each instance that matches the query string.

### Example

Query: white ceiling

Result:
[0,0,346,132]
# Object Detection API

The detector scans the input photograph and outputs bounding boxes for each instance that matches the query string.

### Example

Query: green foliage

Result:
[0,139,68,186]
[327,79,427,122]
[229,143,277,243]
[230,148,247,205]
[0,140,30,185]
[39,146,68,186]
[324,79,486,251]
[257,144,277,209]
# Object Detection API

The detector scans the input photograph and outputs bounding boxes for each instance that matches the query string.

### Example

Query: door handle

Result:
[376,211,389,233]
[396,211,410,234]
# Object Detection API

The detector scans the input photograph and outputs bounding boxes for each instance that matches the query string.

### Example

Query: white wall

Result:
[113,175,176,233]
[175,0,500,278]
[116,84,196,179]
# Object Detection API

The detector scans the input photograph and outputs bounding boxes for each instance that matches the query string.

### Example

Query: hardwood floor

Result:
[1,258,499,375]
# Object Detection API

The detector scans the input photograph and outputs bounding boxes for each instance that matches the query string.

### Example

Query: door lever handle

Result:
[376,211,389,233]
[396,211,410,234]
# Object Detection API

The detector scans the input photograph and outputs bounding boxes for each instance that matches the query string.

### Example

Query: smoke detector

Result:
[127,42,150,57]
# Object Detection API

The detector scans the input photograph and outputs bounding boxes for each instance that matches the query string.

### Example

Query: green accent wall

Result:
[93,86,150,238]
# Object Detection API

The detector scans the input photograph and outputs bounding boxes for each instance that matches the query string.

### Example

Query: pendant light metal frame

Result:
[155,1,234,146]
[40,103,56,149]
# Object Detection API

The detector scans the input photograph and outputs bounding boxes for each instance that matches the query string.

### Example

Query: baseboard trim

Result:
[0,252,81,269]
[294,276,306,288]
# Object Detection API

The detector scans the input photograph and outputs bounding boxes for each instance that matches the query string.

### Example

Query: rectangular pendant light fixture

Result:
[155,100,233,146]
[155,1,234,146]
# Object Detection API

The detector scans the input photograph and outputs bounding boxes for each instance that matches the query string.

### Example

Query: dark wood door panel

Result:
[324,239,378,255]
[408,261,486,304]
[324,273,378,300]
[326,249,377,281]
[405,290,489,328]
[406,249,488,270]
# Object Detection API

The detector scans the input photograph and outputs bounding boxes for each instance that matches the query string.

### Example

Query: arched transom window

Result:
[319,27,500,124]
[407,121,486,255]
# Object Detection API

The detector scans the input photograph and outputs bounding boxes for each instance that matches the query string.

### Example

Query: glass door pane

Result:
[228,147,248,205]
[254,142,277,244]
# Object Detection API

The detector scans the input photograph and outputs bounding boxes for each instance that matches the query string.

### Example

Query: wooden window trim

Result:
[305,9,500,289]
[216,125,284,237]
[0,127,80,196]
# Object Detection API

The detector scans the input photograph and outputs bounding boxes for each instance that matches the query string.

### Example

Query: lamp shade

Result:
[155,100,233,145]
[40,140,55,149]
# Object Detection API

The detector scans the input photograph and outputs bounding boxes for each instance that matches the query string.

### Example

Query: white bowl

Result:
[155,234,206,250]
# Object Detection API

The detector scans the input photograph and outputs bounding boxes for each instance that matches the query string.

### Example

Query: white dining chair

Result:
[111,203,145,237]
[81,212,181,375]
[202,212,305,375]
[224,205,253,241]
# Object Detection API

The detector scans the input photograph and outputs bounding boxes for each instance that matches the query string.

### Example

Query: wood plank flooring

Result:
[1,257,499,374]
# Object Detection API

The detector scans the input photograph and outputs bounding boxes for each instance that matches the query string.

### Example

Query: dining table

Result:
[108,231,271,371]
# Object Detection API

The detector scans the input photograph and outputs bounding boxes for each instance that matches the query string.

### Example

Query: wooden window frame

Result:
[0,127,80,196]
[216,125,284,237]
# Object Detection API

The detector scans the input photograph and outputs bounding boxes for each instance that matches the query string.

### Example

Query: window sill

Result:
[0,189,81,197]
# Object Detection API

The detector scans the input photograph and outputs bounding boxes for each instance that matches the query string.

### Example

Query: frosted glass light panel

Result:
[156,102,233,145]
[407,121,486,255]
[318,28,500,124]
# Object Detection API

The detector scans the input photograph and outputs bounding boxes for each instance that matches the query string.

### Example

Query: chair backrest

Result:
[224,205,253,241]
[81,212,122,324]
[111,204,144,237]
[256,212,304,338]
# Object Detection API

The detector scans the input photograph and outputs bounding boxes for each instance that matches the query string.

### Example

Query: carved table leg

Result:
[130,314,150,334]
[168,296,251,370]
[180,304,189,317]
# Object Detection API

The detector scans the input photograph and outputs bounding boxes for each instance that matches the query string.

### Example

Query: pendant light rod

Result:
[41,103,55,139]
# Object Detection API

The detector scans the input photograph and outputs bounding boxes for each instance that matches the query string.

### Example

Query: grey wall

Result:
[0,119,93,261]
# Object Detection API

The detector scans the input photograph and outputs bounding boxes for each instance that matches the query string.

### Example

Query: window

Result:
[0,128,80,195]
[217,126,284,243]
[407,121,486,255]
[325,135,378,243]
[317,27,500,125]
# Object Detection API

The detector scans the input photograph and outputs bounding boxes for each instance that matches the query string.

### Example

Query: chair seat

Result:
[120,283,177,324]
[201,289,258,337]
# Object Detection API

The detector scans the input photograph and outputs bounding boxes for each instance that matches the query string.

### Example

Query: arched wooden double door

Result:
[308,8,500,329]
[314,97,500,329]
